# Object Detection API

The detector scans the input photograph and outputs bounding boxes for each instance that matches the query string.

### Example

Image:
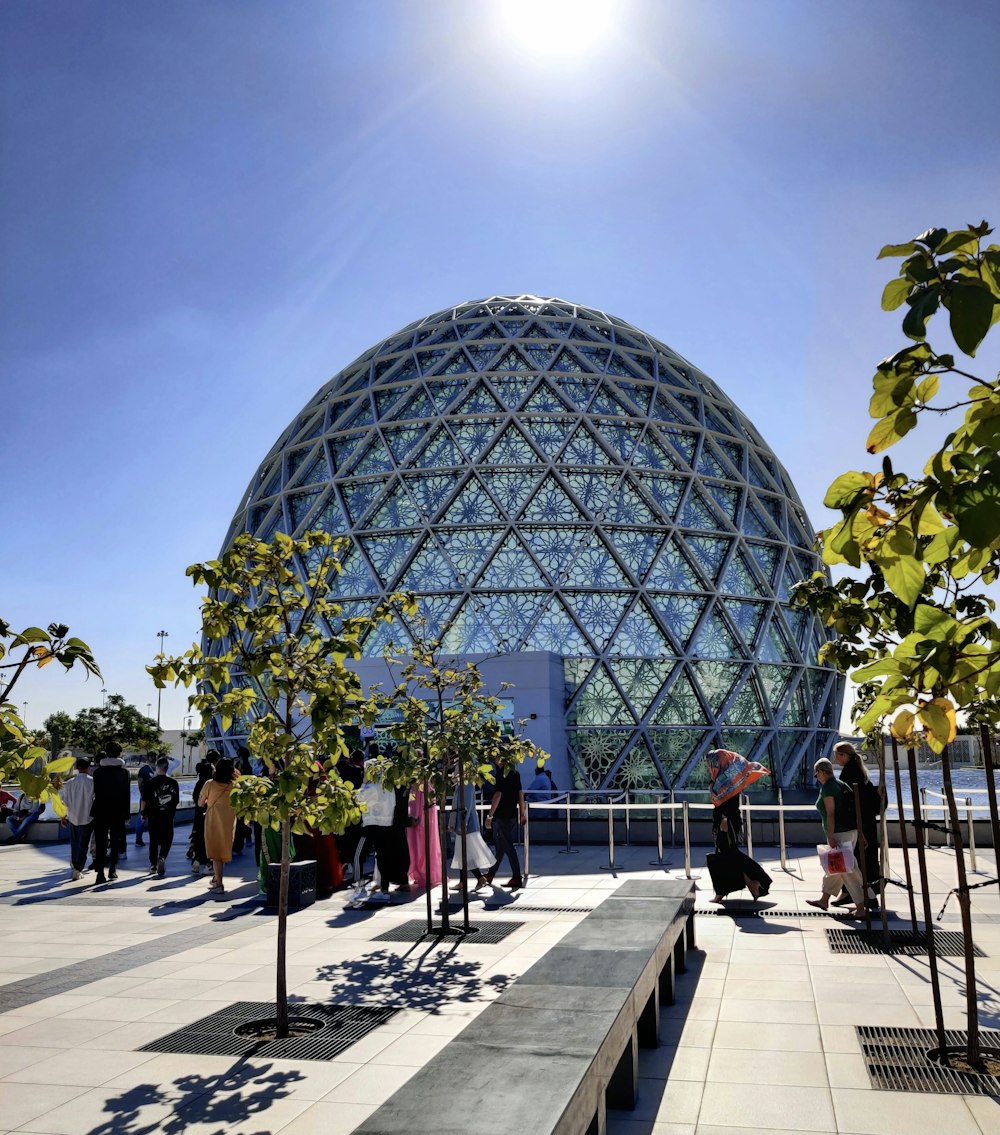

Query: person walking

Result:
[189,752,217,874]
[199,757,238,894]
[60,757,94,880]
[807,758,865,916]
[143,757,179,877]
[832,741,881,909]
[134,752,157,848]
[449,780,493,891]
[484,763,526,890]
[406,783,441,891]
[231,746,253,856]
[704,749,772,903]
[91,742,131,885]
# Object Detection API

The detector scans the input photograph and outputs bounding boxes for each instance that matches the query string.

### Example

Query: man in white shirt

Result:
[60,757,95,880]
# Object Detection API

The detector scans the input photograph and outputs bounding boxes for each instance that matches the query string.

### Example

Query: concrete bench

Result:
[355,878,695,1135]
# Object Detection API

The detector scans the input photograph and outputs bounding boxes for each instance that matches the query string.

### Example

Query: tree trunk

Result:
[939,743,981,1068]
[458,757,470,934]
[977,724,1000,902]
[423,778,433,935]
[438,805,450,933]
[890,737,918,933]
[275,818,291,1039]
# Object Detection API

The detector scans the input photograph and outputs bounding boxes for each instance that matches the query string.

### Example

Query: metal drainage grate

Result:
[828,929,984,956]
[695,908,888,919]
[138,1000,397,1062]
[859,1026,1000,1095]
[484,904,594,914]
[372,919,524,945]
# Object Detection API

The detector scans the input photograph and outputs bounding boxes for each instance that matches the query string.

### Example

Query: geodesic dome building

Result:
[219,296,843,790]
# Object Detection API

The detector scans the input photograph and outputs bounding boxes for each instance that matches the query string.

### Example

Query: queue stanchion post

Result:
[966,797,977,872]
[682,800,700,880]
[777,786,788,873]
[524,807,530,883]
[558,794,578,856]
[670,788,676,847]
[649,799,669,867]
[600,799,619,872]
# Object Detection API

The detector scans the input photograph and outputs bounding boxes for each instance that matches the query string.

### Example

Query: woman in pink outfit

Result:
[406,785,442,889]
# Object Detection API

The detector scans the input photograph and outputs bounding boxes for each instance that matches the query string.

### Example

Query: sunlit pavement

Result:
[0,831,998,1134]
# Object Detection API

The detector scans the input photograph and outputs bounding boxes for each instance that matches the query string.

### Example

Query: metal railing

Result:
[518,793,997,881]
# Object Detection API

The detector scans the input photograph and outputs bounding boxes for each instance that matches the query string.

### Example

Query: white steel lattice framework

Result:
[217,296,844,791]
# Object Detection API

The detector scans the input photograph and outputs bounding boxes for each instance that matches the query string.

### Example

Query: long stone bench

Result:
[355,878,696,1135]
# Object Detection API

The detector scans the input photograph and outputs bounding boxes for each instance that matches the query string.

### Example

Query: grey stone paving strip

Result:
[0,893,264,1014]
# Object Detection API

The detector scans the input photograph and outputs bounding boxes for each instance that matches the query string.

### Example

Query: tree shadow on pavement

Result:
[314,943,513,1014]
[86,1060,306,1135]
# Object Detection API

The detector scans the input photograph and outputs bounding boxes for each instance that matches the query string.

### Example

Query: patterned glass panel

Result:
[416,428,465,469]
[457,383,505,415]
[382,426,424,464]
[480,591,546,650]
[611,744,663,791]
[690,608,743,660]
[424,379,467,412]
[493,349,531,372]
[650,594,707,648]
[361,534,411,586]
[451,418,501,463]
[685,536,729,582]
[649,729,702,785]
[569,729,630,789]
[604,528,660,578]
[312,495,349,536]
[632,432,678,471]
[783,678,810,726]
[568,665,631,726]
[341,480,384,525]
[439,527,503,581]
[653,669,706,726]
[288,489,322,530]
[705,482,741,524]
[442,478,498,526]
[609,658,676,716]
[717,730,766,767]
[561,426,612,466]
[524,417,573,458]
[401,540,456,591]
[335,545,380,597]
[387,387,435,422]
[645,540,703,591]
[758,665,795,712]
[405,595,458,642]
[638,473,685,523]
[351,440,394,477]
[600,423,643,462]
[522,381,572,414]
[607,484,657,525]
[746,541,780,584]
[480,469,544,519]
[564,592,631,649]
[522,477,583,523]
[555,377,597,408]
[664,428,698,464]
[485,424,537,465]
[758,619,794,664]
[564,470,620,515]
[403,473,460,520]
[477,534,546,589]
[564,657,596,701]
[697,447,728,479]
[525,597,591,654]
[562,542,630,590]
[691,661,744,716]
[370,486,422,530]
[615,599,668,656]
[526,526,587,579]
[492,377,534,408]
[725,599,767,648]
[679,485,722,530]
[440,599,500,654]
[726,676,766,726]
[719,552,762,598]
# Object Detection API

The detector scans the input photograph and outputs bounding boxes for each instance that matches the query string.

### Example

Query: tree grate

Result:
[138,1000,398,1062]
[828,929,984,956]
[372,919,524,945]
[484,904,594,914]
[695,908,899,919]
[858,1026,1000,1095]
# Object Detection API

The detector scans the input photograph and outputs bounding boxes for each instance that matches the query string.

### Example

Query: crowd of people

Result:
[7,737,885,917]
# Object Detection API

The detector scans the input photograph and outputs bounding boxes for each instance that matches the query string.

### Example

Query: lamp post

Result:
[101,688,107,709]
[147,703,153,721]
[155,630,169,727]
[22,702,27,728]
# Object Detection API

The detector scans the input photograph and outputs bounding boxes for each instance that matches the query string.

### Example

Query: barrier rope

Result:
[936,876,1000,921]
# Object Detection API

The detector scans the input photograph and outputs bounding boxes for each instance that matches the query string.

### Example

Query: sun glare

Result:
[494,0,615,61]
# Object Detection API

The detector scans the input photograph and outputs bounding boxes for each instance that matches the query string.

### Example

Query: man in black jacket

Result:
[143,757,180,877]
[91,741,131,885]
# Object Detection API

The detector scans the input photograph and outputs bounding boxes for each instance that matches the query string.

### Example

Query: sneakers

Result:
[108,869,118,881]
[135,839,145,848]
[191,860,201,874]
[345,886,370,908]
[156,857,165,878]
[207,882,225,894]
[71,868,82,881]
[147,863,158,874]
[367,890,392,904]
[94,872,108,885]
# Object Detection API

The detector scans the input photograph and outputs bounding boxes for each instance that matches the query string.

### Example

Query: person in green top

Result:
[806,758,865,916]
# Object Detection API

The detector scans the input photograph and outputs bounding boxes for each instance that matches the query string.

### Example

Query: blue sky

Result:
[3,0,999,731]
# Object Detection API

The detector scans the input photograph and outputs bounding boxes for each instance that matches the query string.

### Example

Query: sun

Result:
[494,0,615,61]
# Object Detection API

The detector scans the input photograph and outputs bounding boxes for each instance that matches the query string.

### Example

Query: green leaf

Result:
[902,286,941,340]
[915,374,939,403]
[922,525,961,563]
[935,230,979,255]
[878,241,917,260]
[951,476,1000,547]
[876,527,925,607]
[823,472,871,510]
[913,604,958,640]
[947,282,995,356]
[866,407,917,454]
[916,227,948,250]
[881,276,912,311]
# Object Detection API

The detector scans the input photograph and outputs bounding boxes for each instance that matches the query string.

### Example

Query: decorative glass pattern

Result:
[221,295,843,789]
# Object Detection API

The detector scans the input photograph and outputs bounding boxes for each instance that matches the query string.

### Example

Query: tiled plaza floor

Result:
[0,830,998,1134]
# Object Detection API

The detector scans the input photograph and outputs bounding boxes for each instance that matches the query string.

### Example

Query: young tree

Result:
[149,530,411,1038]
[369,629,546,935]
[794,221,1000,1071]
[43,694,167,758]
[0,619,100,813]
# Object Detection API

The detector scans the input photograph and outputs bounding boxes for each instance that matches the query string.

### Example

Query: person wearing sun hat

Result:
[705,748,772,904]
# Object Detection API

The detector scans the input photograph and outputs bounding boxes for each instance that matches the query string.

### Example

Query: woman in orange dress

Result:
[199,757,238,895]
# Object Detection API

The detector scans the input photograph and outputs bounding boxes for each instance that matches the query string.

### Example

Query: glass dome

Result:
[220,296,843,790]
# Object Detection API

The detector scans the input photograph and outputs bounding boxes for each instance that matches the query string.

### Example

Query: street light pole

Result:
[155,630,169,727]
[101,688,107,709]
[22,702,27,728]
